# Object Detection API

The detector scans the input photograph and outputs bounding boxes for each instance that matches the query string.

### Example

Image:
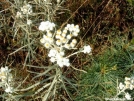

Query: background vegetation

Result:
[0,0,134,101]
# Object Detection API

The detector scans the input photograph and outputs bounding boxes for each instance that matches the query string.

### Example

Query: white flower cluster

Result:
[16,3,32,18]
[39,21,55,31]
[21,4,32,15]
[82,45,92,54]
[118,77,134,100]
[39,21,91,67]
[0,66,14,93]
[48,49,70,67]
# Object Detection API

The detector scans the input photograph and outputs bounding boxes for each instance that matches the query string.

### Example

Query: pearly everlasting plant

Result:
[16,2,32,19]
[39,21,92,67]
[0,66,14,93]
[20,4,32,15]
[114,77,134,100]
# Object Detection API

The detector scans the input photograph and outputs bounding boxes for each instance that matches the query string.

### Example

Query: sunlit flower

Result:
[16,12,22,18]
[74,25,80,33]
[125,92,131,100]
[82,45,92,54]
[63,58,70,67]
[130,84,133,90]
[48,49,58,57]
[21,4,32,14]
[72,39,77,44]
[55,34,61,39]
[40,38,46,44]
[39,22,91,68]
[57,0,61,3]
[124,80,131,89]
[60,51,65,56]
[62,38,67,43]
[47,31,53,37]
[72,32,78,36]
[119,82,124,90]
[56,53,63,60]
[43,35,49,41]
[125,77,131,81]
[62,32,66,37]
[67,34,72,40]
[59,36,64,41]
[27,19,32,25]
[68,24,74,32]
[5,86,13,93]
[39,21,55,31]
[50,57,56,62]
[44,43,50,48]
[63,29,67,34]
[57,57,70,67]
[0,66,10,82]
[70,42,76,48]
[56,40,62,46]
[56,30,62,35]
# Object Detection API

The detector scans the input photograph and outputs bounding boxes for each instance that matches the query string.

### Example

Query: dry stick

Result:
[60,0,88,29]
[82,0,112,40]
[73,0,112,67]
[9,44,29,56]
[5,44,30,65]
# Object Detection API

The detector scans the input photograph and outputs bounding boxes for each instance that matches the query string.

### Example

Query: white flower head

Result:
[48,49,58,57]
[72,32,78,36]
[57,57,70,67]
[63,29,67,34]
[56,30,62,35]
[59,36,64,41]
[119,82,125,90]
[62,38,67,43]
[5,86,14,93]
[50,57,56,63]
[69,24,74,32]
[125,77,131,81]
[44,43,50,48]
[56,40,62,46]
[72,39,77,44]
[67,34,72,40]
[82,45,92,54]
[130,84,133,90]
[43,35,49,41]
[64,44,70,49]
[48,38,53,43]
[0,66,10,81]
[62,32,67,37]
[57,0,61,3]
[39,21,55,31]
[70,42,76,48]
[16,12,22,18]
[0,66,9,73]
[55,34,61,39]
[47,31,53,37]
[125,92,131,100]
[40,38,46,44]
[60,51,65,56]
[27,19,32,25]
[63,58,70,67]
[124,80,131,89]
[74,25,80,33]
[66,24,71,29]
[21,4,32,14]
